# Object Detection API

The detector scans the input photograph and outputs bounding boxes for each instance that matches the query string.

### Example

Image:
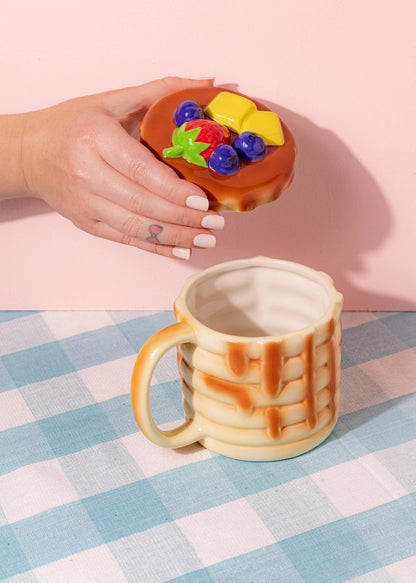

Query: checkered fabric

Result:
[0,311,415,583]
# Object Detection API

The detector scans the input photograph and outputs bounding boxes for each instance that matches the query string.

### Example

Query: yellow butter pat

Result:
[240,110,285,146]
[205,92,256,134]
[205,91,284,146]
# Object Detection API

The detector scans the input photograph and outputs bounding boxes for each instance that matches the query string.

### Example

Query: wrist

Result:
[0,113,32,199]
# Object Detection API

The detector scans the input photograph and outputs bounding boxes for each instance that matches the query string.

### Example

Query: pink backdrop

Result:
[1,0,415,310]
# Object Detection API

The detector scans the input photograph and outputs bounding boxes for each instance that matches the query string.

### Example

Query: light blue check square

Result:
[214,455,304,498]
[12,502,102,568]
[339,366,388,417]
[280,519,381,583]
[82,480,170,542]
[167,570,215,583]
[160,379,187,418]
[375,441,416,491]
[348,495,416,565]
[342,320,407,368]
[0,311,38,323]
[380,312,416,347]
[39,403,118,458]
[100,395,141,438]
[0,525,31,580]
[0,359,16,392]
[2,342,75,387]
[336,396,415,453]
[0,422,54,475]
[20,372,95,419]
[297,432,354,475]
[110,522,202,583]
[59,441,144,497]
[2,571,40,583]
[150,459,241,520]
[61,325,134,370]
[118,312,176,352]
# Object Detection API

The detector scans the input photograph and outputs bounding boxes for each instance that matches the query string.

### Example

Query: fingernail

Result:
[193,234,216,248]
[194,76,215,81]
[172,247,191,260]
[186,196,209,211]
[201,215,225,230]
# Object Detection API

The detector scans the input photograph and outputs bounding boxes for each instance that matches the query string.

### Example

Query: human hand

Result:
[19,77,223,259]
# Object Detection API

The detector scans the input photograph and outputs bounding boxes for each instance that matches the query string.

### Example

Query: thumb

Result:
[101,76,215,117]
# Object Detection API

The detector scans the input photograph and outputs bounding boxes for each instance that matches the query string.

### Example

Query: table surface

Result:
[0,310,415,583]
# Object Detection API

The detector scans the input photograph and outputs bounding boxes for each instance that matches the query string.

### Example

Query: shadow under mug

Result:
[131,257,343,461]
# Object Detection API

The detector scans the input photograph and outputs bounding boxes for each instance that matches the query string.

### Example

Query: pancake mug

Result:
[131,257,343,461]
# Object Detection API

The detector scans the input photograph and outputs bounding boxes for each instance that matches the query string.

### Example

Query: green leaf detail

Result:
[184,152,208,167]
[171,128,180,146]
[163,145,183,158]
[164,122,210,166]
[190,141,210,154]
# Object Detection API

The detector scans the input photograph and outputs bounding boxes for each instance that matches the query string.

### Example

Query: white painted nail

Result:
[186,196,209,211]
[193,234,216,248]
[201,215,225,230]
[172,247,191,260]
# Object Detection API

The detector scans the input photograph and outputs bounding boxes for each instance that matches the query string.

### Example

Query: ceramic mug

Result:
[131,257,343,461]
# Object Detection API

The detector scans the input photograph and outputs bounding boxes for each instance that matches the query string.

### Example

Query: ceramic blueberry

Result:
[233,131,266,161]
[174,100,204,127]
[208,144,240,175]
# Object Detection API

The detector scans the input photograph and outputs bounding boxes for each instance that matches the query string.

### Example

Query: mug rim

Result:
[174,256,344,342]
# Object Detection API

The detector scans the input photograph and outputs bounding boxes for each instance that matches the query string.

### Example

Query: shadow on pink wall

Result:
[191,98,413,310]
[0,102,413,310]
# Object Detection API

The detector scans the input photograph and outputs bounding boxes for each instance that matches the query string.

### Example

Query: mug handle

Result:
[131,321,202,449]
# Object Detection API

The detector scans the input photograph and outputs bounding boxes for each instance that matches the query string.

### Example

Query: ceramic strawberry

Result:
[163,119,230,167]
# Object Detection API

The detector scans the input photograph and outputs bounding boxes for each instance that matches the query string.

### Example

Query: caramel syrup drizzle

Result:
[303,332,317,430]
[202,374,253,415]
[226,342,248,377]
[179,319,339,441]
[327,318,338,423]
[262,342,282,398]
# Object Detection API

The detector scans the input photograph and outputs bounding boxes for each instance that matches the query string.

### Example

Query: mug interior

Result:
[186,260,331,337]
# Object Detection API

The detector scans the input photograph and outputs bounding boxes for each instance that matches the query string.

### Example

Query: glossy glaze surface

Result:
[140,88,296,211]
[131,257,343,461]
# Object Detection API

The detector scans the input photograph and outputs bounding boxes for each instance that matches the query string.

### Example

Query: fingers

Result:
[90,154,224,230]
[83,193,218,252]
[82,220,193,260]
[97,117,210,209]
[101,76,214,117]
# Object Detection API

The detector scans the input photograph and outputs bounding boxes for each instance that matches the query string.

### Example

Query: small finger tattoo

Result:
[146,224,163,244]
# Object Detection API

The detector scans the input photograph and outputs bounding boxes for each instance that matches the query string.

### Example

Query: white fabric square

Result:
[176,498,275,567]
[33,545,128,583]
[0,459,79,523]
[386,555,416,582]
[122,422,212,478]
[42,311,114,341]
[0,389,35,430]
[248,476,342,541]
[78,355,136,402]
[343,567,393,582]
[341,312,377,329]
[311,457,405,518]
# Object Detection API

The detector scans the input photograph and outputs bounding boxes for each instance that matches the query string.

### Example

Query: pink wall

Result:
[1,0,415,310]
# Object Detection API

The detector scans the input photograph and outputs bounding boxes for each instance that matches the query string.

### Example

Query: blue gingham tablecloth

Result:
[0,310,415,583]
